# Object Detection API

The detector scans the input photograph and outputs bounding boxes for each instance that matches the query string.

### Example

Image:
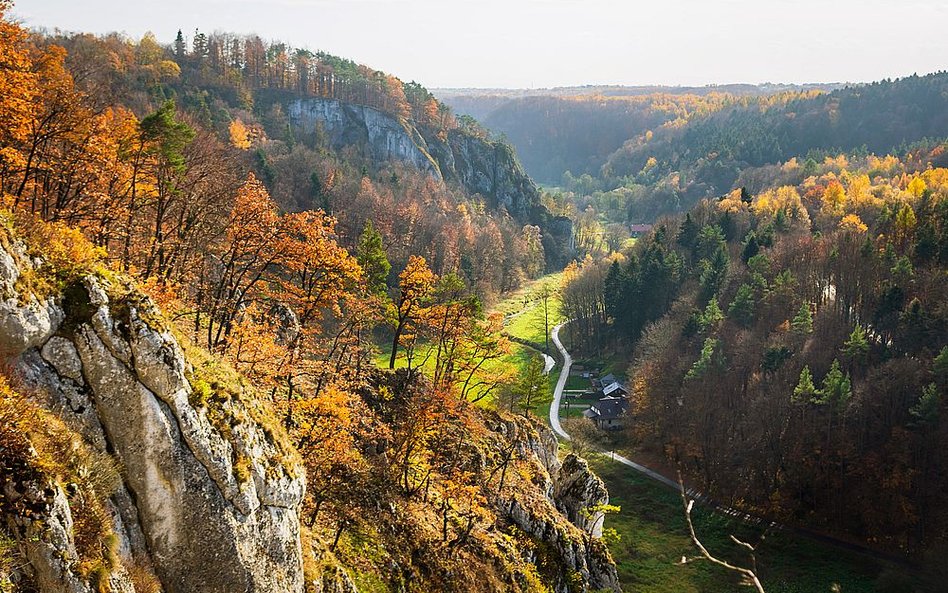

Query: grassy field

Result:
[586,453,909,593]
[497,272,565,347]
[559,395,596,418]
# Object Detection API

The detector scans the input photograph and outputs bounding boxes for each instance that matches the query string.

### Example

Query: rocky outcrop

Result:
[286,98,544,218]
[3,476,135,593]
[288,98,442,180]
[492,416,620,593]
[554,455,611,539]
[284,97,575,268]
[441,130,542,221]
[0,236,305,593]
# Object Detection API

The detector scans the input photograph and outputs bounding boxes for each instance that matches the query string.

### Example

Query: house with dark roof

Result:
[583,395,629,430]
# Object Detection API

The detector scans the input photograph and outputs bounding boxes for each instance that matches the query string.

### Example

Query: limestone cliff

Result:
[287,98,443,181]
[0,225,305,593]
[285,97,574,268]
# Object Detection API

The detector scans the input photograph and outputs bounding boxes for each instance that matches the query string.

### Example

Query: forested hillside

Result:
[466,94,733,184]
[0,4,617,592]
[436,83,837,185]
[604,72,948,220]
[443,74,948,230]
[34,25,569,298]
[562,146,948,569]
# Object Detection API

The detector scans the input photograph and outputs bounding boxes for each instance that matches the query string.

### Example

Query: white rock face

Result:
[1,240,306,593]
[288,98,443,179]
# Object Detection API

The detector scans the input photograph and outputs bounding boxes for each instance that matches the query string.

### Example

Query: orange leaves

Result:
[277,210,362,327]
[397,255,436,317]
[208,173,365,346]
[227,173,282,255]
[11,211,105,279]
[227,305,288,390]
[0,4,37,167]
[389,255,436,369]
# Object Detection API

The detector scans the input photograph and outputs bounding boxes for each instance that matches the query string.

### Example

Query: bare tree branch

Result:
[678,471,766,593]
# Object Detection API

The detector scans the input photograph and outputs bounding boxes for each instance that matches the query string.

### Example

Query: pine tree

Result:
[791,303,813,335]
[603,260,624,324]
[356,220,391,297]
[700,297,724,332]
[842,325,869,363]
[741,231,760,263]
[793,365,819,404]
[934,346,948,384]
[819,359,851,412]
[174,30,186,59]
[686,338,721,380]
[909,383,940,426]
[728,284,755,327]
[676,213,700,249]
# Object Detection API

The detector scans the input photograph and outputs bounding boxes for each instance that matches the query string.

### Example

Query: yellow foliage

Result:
[717,188,746,213]
[845,173,872,208]
[5,210,106,299]
[907,176,927,198]
[823,154,850,170]
[229,118,252,150]
[838,214,868,234]
[754,185,803,216]
[821,180,847,213]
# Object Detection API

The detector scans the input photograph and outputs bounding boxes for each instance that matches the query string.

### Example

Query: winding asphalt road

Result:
[548,322,572,441]
[549,320,679,488]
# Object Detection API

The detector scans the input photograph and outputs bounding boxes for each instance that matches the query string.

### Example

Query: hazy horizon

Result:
[16,0,948,89]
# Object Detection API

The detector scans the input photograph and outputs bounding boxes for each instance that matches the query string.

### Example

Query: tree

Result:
[792,366,819,404]
[676,213,700,250]
[203,173,283,350]
[604,223,630,253]
[131,100,196,276]
[699,297,724,333]
[728,284,755,327]
[512,355,549,416]
[818,359,851,412]
[741,232,760,263]
[229,119,251,149]
[679,473,766,593]
[355,219,391,297]
[909,383,940,427]
[842,325,869,365]
[173,29,187,59]
[699,246,729,301]
[934,346,948,385]
[686,338,721,380]
[0,2,38,177]
[389,256,435,369]
[791,303,813,335]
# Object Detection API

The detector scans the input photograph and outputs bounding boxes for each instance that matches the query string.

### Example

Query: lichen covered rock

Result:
[0,233,306,593]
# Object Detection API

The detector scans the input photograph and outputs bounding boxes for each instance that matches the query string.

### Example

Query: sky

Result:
[14,0,948,89]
